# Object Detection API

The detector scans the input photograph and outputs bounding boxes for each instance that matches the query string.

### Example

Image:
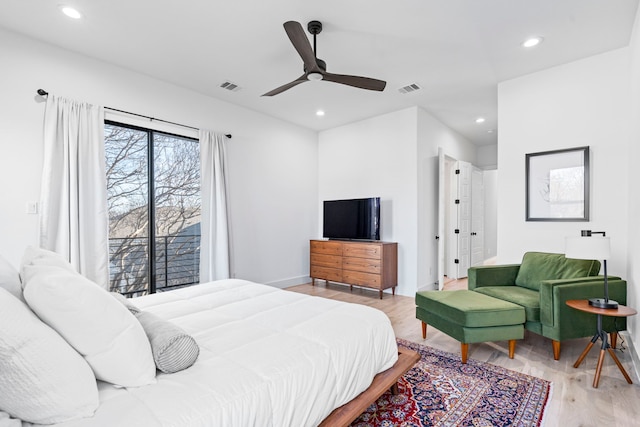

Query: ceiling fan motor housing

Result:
[307,20,322,35]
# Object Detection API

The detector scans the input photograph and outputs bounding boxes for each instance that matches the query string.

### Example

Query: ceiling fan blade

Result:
[283,21,321,73]
[262,75,308,96]
[322,73,387,92]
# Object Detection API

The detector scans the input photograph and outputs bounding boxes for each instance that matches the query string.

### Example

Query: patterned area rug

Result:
[350,338,552,427]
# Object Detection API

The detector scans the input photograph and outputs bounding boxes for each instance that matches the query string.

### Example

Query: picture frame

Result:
[525,146,589,222]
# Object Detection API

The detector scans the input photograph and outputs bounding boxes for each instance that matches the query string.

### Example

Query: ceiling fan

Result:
[262,20,387,96]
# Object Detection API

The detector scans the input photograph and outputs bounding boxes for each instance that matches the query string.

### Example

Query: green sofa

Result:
[468,251,627,360]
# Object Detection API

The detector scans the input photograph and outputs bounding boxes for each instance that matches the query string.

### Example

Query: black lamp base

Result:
[589,298,619,309]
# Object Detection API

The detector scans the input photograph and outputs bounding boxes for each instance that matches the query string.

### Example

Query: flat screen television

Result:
[323,197,380,241]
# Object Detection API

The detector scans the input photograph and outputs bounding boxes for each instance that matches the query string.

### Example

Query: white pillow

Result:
[23,265,156,387]
[0,288,99,424]
[0,255,23,303]
[20,246,76,284]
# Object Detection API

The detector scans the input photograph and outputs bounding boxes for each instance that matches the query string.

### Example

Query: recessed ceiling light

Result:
[475,117,486,124]
[60,6,83,19]
[316,110,325,117]
[522,36,543,48]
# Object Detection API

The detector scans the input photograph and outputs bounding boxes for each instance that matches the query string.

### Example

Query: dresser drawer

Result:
[311,253,342,269]
[343,257,381,274]
[343,243,381,259]
[310,266,343,282]
[342,271,381,288]
[310,240,343,256]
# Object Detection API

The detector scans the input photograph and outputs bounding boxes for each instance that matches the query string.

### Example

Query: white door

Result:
[437,148,445,290]
[438,155,492,285]
[446,159,459,279]
[446,160,471,279]
[456,161,472,278]
[471,167,485,267]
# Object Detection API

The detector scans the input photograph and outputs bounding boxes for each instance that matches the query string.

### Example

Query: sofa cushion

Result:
[515,252,601,291]
[473,286,541,322]
[415,290,525,327]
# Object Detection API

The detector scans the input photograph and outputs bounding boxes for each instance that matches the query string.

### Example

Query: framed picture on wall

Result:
[525,146,589,222]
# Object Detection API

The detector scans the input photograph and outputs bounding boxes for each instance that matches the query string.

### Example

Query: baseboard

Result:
[417,282,438,292]
[620,331,640,381]
[265,275,310,289]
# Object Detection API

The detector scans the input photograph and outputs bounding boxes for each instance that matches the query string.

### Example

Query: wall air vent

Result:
[398,83,422,94]
[220,81,241,92]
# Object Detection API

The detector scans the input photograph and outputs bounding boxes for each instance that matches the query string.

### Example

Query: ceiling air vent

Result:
[220,81,241,92]
[398,83,422,94]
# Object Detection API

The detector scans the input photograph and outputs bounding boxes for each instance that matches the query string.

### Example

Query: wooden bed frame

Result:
[319,346,420,426]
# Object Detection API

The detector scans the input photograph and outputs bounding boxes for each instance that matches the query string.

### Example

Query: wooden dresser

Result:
[310,240,398,299]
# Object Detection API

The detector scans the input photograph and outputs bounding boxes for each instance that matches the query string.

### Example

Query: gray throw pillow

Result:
[111,292,199,373]
[134,311,200,374]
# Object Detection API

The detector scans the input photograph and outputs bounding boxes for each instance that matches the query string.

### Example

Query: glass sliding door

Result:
[152,132,201,292]
[105,124,150,296]
[105,122,200,296]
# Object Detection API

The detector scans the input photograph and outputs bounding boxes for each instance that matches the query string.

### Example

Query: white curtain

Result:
[199,131,231,282]
[40,94,109,288]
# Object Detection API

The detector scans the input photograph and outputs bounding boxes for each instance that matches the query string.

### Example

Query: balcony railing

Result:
[109,234,200,297]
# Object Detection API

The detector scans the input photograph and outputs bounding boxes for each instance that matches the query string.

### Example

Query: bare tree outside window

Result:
[105,123,201,296]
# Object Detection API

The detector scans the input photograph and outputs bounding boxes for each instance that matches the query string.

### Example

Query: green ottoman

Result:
[415,290,526,363]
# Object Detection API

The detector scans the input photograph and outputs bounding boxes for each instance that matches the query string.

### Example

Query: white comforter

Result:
[31,279,398,427]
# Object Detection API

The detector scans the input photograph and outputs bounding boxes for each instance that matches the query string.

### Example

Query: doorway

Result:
[437,149,495,289]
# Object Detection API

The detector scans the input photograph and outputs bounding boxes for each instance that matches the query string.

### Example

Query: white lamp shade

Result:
[565,236,610,260]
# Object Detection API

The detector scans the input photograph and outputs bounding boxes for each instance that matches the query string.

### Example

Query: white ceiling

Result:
[1,0,638,145]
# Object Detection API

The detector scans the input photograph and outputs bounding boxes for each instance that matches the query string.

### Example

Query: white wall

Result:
[318,106,475,296]
[477,144,498,170]
[497,48,631,282]
[627,5,640,368]
[318,108,418,296]
[0,28,319,287]
[483,169,498,260]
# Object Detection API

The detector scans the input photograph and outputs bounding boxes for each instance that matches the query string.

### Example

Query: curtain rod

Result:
[36,89,231,139]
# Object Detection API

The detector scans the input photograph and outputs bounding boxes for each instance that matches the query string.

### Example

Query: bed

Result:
[2,250,411,427]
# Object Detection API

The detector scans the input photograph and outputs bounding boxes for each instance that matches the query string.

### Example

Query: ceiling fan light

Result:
[307,72,323,81]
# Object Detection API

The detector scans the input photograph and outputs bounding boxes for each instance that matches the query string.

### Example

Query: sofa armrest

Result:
[539,277,627,327]
[468,264,520,290]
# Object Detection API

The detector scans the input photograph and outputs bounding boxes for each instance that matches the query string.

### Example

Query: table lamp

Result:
[565,230,617,309]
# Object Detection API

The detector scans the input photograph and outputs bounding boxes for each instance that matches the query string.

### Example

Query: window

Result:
[105,122,201,296]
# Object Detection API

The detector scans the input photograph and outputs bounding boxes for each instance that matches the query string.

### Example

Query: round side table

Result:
[566,299,637,388]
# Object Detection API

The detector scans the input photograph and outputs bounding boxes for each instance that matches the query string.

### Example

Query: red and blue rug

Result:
[351,338,551,427]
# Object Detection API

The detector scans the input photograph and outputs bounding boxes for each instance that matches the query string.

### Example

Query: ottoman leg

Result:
[421,321,427,339]
[461,343,469,364]
[508,340,516,359]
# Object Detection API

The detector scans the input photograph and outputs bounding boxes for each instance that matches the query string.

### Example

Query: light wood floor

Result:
[286,280,640,427]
